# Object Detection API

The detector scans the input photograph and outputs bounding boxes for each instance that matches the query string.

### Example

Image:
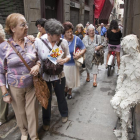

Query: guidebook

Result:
[47,47,64,65]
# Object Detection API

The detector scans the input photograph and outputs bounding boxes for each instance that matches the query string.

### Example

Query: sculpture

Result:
[110,34,140,140]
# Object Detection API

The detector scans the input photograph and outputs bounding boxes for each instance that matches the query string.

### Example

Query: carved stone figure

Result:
[110,34,140,140]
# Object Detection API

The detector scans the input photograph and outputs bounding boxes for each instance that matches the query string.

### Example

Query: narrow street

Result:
[0,48,118,140]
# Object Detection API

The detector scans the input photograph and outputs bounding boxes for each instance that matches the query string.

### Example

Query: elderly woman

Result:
[83,24,102,87]
[0,24,8,126]
[35,19,70,131]
[0,13,40,140]
[75,23,86,40]
[35,18,47,38]
[63,22,86,99]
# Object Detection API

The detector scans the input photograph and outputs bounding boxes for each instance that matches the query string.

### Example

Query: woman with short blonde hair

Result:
[0,13,40,140]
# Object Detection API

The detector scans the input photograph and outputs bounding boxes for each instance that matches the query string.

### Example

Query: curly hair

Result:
[63,22,74,34]
[35,18,47,27]
[44,19,64,35]
[5,13,24,36]
[0,24,5,40]
[109,20,119,31]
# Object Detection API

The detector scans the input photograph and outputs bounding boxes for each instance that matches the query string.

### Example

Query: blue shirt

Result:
[101,26,107,36]
[63,35,85,66]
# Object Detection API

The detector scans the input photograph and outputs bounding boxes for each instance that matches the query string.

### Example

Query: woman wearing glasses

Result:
[63,22,86,99]
[0,13,40,140]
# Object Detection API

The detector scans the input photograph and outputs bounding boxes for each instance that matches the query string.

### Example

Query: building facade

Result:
[0,0,94,36]
[109,0,124,24]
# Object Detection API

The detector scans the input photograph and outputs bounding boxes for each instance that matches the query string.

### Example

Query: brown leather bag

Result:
[40,39,63,75]
[8,40,50,109]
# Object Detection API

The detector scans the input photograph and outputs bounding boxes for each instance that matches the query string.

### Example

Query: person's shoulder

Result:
[0,41,9,54]
[41,34,48,39]
[61,38,68,47]
[83,35,88,40]
[0,41,8,48]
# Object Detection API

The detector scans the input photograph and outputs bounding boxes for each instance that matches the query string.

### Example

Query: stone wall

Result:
[123,0,140,40]
[24,0,41,36]
[63,0,93,26]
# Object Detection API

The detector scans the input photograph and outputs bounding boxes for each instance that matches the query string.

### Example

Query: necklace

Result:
[88,36,94,45]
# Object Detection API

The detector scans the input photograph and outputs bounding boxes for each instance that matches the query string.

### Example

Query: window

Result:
[85,0,89,5]
[120,4,124,9]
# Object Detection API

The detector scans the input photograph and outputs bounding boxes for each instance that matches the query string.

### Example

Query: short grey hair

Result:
[44,19,64,35]
[87,24,95,32]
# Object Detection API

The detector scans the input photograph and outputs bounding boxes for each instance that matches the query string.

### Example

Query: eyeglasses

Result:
[65,31,73,34]
[19,23,28,28]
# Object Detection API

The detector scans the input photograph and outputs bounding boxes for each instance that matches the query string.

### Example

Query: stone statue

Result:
[110,34,140,140]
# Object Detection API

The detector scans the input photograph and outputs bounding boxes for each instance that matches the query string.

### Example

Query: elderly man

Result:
[100,23,107,44]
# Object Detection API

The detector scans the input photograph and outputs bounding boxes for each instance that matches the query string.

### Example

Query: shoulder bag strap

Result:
[40,38,63,51]
[74,36,77,53]
[40,38,52,51]
[7,40,31,72]
[96,35,98,44]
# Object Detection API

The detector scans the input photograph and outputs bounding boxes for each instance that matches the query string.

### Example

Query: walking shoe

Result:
[21,135,28,140]
[62,117,68,123]
[86,77,90,82]
[93,82,97,87]
[43,125,50,131]
[67,94,72,99]
[117,69,120,76]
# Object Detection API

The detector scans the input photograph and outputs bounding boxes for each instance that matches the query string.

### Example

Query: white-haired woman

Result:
[0,24,8,126]
[75,23,86,40]
[83,24,102,87]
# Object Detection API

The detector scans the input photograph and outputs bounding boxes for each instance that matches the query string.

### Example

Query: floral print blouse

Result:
[0,37,39,88]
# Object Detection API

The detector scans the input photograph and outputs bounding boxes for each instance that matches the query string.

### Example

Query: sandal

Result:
[86,77,90,82]
[67,94,72,99]
[93,82,97,87]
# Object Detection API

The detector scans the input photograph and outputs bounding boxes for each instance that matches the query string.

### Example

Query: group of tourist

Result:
[0,13,122,140]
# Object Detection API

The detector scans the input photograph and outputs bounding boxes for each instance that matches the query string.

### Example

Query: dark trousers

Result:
[42,77,68,125]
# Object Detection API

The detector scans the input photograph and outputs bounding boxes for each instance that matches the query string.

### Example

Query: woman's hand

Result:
[30,65,40,76]
[73,53,81,60]
[95,45,101,51]
[3,95,12,104]
[57,58,66,65]
[27,35,35,43]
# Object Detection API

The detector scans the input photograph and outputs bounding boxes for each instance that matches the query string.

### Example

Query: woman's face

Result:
[88,28,94,37]
[65,28,73,40]
[37,24,46,35]
[12,16,28,38]
[77,27,82,33]
[48,34,61,42]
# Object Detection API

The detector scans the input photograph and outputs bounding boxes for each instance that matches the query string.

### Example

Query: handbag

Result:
[40,39,63,75]
[7,40,50,109]
[74,36,84,67]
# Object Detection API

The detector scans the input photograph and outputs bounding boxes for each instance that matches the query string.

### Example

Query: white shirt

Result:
[34,34,70,82]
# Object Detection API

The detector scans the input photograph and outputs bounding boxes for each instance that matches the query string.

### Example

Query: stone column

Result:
[63,0,70,22]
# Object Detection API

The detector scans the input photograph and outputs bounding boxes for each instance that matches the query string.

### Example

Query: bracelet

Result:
[2,93,10,98]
